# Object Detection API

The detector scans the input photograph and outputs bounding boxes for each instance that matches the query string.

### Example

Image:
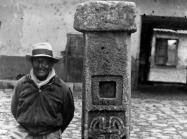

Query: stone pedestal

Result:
[74,1,136,139]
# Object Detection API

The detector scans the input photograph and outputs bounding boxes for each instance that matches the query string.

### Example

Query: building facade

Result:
[1,0,187,89]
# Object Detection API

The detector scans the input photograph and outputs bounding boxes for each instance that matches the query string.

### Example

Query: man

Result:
[10,42,75,139]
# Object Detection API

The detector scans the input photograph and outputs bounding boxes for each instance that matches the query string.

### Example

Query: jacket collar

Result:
[24,74,62,88]
[52,76,63,87]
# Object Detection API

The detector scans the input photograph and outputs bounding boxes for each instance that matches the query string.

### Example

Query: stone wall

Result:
[0,55,65,80]
[0,55,30,79]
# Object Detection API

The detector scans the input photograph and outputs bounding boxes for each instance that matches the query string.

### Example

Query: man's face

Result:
[31,57,54,81]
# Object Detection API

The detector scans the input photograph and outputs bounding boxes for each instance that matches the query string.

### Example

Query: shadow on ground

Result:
[132,84,187,100]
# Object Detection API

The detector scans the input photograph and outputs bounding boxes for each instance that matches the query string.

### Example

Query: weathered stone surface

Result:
[82,32,132,139]
[74,1,136,32]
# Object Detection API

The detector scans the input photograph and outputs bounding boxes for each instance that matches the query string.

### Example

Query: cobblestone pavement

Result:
[1,89,187,139]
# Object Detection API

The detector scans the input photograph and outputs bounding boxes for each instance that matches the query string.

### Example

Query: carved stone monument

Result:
[74,1,136,139]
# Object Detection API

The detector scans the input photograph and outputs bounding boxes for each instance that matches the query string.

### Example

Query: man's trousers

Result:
[9,125,62,139]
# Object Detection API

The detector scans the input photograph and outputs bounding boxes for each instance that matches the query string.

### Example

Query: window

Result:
[155,38,178,66]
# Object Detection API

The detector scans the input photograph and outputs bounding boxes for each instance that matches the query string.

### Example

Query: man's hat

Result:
[26,42,59,63]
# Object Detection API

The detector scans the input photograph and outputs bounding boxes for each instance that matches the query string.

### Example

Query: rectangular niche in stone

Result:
[99,81,116,98]
[92,75,123,106]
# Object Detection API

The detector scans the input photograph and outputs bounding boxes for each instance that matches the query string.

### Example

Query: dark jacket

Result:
[11,74,75,136]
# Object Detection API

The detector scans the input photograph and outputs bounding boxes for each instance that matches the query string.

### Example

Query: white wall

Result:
[0,0,86,57]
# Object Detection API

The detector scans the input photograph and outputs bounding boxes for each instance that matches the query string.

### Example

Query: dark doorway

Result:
[138,15,187,86]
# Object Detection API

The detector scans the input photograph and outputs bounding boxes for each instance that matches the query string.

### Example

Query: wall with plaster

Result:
[1,0,187,57]
[0,0,85,57]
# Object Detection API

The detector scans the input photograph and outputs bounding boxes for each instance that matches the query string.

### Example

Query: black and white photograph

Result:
[0,0,187,139]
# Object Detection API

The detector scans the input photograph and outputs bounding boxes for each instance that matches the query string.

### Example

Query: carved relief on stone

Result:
[88,116,126,139]
[109,116,126,138]
[88,116,106,139]
[89,116,106,132]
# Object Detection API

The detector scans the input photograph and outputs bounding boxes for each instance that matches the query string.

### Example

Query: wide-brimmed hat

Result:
[26,42,59,63]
